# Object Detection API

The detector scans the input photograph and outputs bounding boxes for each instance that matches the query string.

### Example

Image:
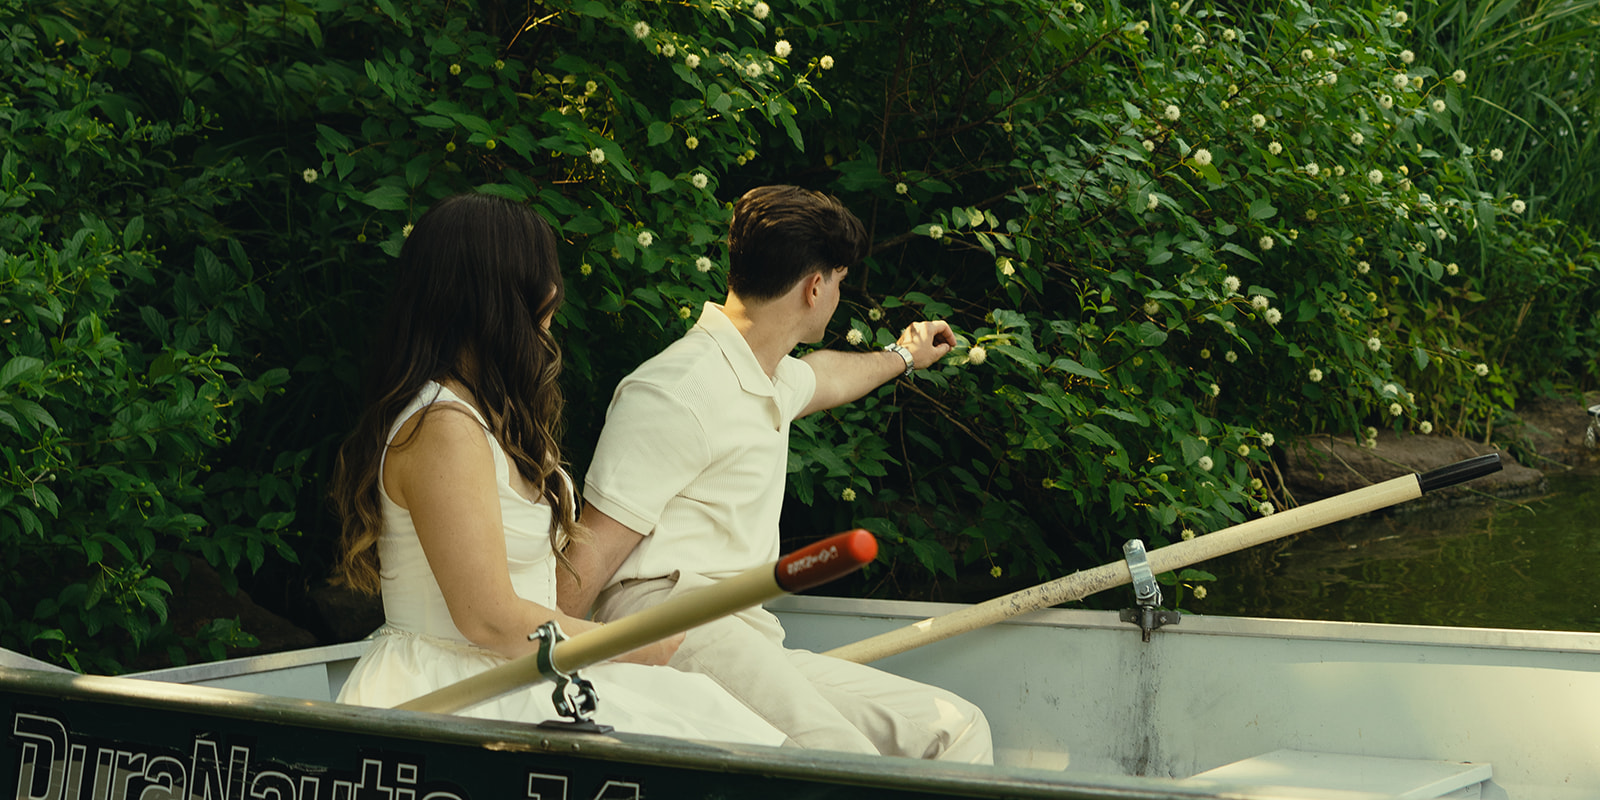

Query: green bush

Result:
[4,0,1595,669]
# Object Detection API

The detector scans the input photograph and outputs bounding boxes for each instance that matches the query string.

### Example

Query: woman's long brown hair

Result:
[329,193,577,595]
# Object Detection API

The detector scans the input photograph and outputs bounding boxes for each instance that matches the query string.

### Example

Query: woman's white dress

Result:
[336,383,786,746]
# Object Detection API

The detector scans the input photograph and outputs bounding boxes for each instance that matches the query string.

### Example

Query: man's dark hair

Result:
[726,185,868,301]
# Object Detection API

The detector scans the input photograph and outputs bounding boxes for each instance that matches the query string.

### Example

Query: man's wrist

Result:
[883,343,914,377]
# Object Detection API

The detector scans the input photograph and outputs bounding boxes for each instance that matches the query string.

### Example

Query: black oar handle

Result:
[1417,453,1502,493]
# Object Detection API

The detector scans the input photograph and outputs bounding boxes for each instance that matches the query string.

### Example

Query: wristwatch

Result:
[883,343,915,376]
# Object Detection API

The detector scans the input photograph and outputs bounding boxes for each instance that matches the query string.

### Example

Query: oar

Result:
[397,528,878,715]
[825,453,1502,664]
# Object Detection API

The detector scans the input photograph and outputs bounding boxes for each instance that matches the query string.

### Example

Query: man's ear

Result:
[801,271,825,307]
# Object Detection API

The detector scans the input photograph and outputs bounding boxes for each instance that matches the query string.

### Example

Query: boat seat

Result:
[1186,749,1492,799]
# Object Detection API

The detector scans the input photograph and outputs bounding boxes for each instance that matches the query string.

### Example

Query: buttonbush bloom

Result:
[1193,148,1212,166]
[696,256,714,272]
[1198,456,1214,471]
[1351,132,1364,146]
[661,44,675,58]
[1308,367,1323,382]
[691,172,709,189]
[1142,139,1155,152]
[637,230,654,247]
[1367,168,1383,184]
[1432,99,1447,113]
[1305,161,1320,176]
[1210,383,1221,397]
[1367,336,1382,351]
[632,21,650,38]
[774,40,791,57]
[840,487,856,501]
[753,2,770,19]
[1164,104,1181,121]
[927,224,944,238]
[1511,199,1526,214]
[1225,350,1238,363]
[1394,11,1408,24]
[1251,113,1266,128]
[968,345,987,365]
[1222,275,1240,294]
[1261,432,1275,447]
[1452,69,1467,83]
[1265,308,1282,324]
[1259,502,1275,516]
[1490,148,1503,161]
[1379,94,1394,110]
[1250,294,1269,311]
[685,53,701,69]
[1474,362,1490,376]
[685,136,699,150]
[1420,421,1434,434]
[589,148,606,164]
[819,55,834,70]
[1237,444,1250,457]
[1446,262,1459,276]
[895,182,908,194]
[1193,585,1208,599]
[402,224,413,238]
[1399,49,1415,64]
[845,328,864,345]
[302,168,318,183]
[869,308,883,321]
[1259,235,1275,251]
[1268,141,1283,155]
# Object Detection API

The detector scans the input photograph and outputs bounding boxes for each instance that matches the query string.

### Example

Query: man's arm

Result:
[799,320,957,416]
[556,503,646,619]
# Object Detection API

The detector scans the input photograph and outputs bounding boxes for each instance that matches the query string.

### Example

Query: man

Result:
[557,185,992,762]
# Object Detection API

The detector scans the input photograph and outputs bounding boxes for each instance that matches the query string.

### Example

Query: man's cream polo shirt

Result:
[585,302,817,585]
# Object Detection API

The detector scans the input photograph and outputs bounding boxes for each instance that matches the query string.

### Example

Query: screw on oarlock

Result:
[530,621,612,734]
[1118,539,1179,642]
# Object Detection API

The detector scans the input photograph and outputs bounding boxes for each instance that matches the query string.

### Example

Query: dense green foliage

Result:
[2,0,1595,670]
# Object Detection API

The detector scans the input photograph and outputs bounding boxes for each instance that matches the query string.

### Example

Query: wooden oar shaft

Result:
[825,474,1424,664]
[397,529,877,715]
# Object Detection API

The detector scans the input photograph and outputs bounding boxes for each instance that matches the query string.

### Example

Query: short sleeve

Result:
[777,355,818,421]
[583,380,709,536]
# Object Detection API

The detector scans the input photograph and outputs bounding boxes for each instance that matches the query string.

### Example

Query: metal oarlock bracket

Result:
[1119,539,1179,642]
[1586,404,1600,449]
[530,621,613,733]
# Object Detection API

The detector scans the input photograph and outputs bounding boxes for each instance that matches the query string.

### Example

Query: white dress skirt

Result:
[335,383,786,747]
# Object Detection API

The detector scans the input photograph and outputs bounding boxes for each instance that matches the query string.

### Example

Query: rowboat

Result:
[6,593,1598,800]
[8,456,1595,798]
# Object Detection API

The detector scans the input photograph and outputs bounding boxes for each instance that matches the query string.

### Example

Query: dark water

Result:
[1195,472,1600,632]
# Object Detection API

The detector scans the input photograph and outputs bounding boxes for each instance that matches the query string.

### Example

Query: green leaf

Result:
[0,356,43,389]
[646,121,673,146]
[1248,197,1277,220]
[360,185,410,211]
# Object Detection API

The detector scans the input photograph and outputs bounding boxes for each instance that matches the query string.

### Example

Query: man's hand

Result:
[899,320,957,369]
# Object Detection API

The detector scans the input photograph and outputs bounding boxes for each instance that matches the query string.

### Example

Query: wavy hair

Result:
[329,193,578,595]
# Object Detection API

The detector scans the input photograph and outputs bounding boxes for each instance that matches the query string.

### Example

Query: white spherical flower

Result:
[1268,141,1283,155]
[1193,148,1213,166]
[1412,76,1424,89]
[589,147,606,164]
[840,487,856,502]
[636,230,654,248]
[695,256,714,272]
[1445,262,1459,276]
[1379,94,1394,110]
[868,308,883,321]
[845,328,864,345]
[685,53,701,69]
[1250,294,1269,311]
[1452,69,1467,83]
[1182,529,1196,541]
[1367,336,1382,351]
[1071,1,1085,11]
[1237,444,1250,457]
[1142,139,1156,152]
[968,345,987,365]
[1144,300,1160,315]
[1193,585,1209,599]
[1265,307,1282,324]
[1259,502,1275,517]
[301,168,319,183]
[1431,99,1447,113]
[819,55,835,70]
[1389,402,1403,416]
[1511,199,1526,214]
[662,43,676,58]
[1323,71,1339,85]
[1259,235,1275,251]
[1399,49,1415,64]
[691,172,709,189]
[1305,161,1320,177]
[1210,383,1221,397]
[1367,168,1384,185]
[1339,193,1350,204]
[1164,104,1181,121]
[1222,275,1241,294]
[402,223,413,238]
[1225,349,1238,363]
[753,1,770,19]
[744,61,762,78]
[774,40,791,58]
[1335,165,1346,176]
[1146,193,1160,211]
[1392,73,1410,90]
[1394,10,1408,24]
[1474,362,1489,376]
[1261,432,1275,447]
[1308,367,1323,383]
[1420,420,1434,434]
[1198,456,1214,471]
[632,20,651,38]
[1384,382,1398,396]
[927,225,944,239]
[1251,113,1266,128]
[684,136,699,150]
[1301,48,1315,61]
[1351,132,1364,146]
[895,182,908,195]
[1490,148,1504,161]
[1357,260,1370,274]
[1226,28,1239,41]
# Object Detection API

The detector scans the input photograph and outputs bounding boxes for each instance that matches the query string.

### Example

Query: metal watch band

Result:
[883,343,914,376]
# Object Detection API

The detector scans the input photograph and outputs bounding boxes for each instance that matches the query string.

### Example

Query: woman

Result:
[328,192,783,745]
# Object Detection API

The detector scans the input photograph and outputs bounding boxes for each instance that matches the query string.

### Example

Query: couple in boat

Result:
[328,187,992,762]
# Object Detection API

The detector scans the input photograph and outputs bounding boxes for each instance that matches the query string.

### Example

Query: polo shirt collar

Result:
[695,302,777,398]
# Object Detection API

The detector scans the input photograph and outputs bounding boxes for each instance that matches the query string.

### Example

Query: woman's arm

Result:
[386,405,677,664]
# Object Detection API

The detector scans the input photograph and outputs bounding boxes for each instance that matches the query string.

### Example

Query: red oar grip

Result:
[774,529,878,593]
